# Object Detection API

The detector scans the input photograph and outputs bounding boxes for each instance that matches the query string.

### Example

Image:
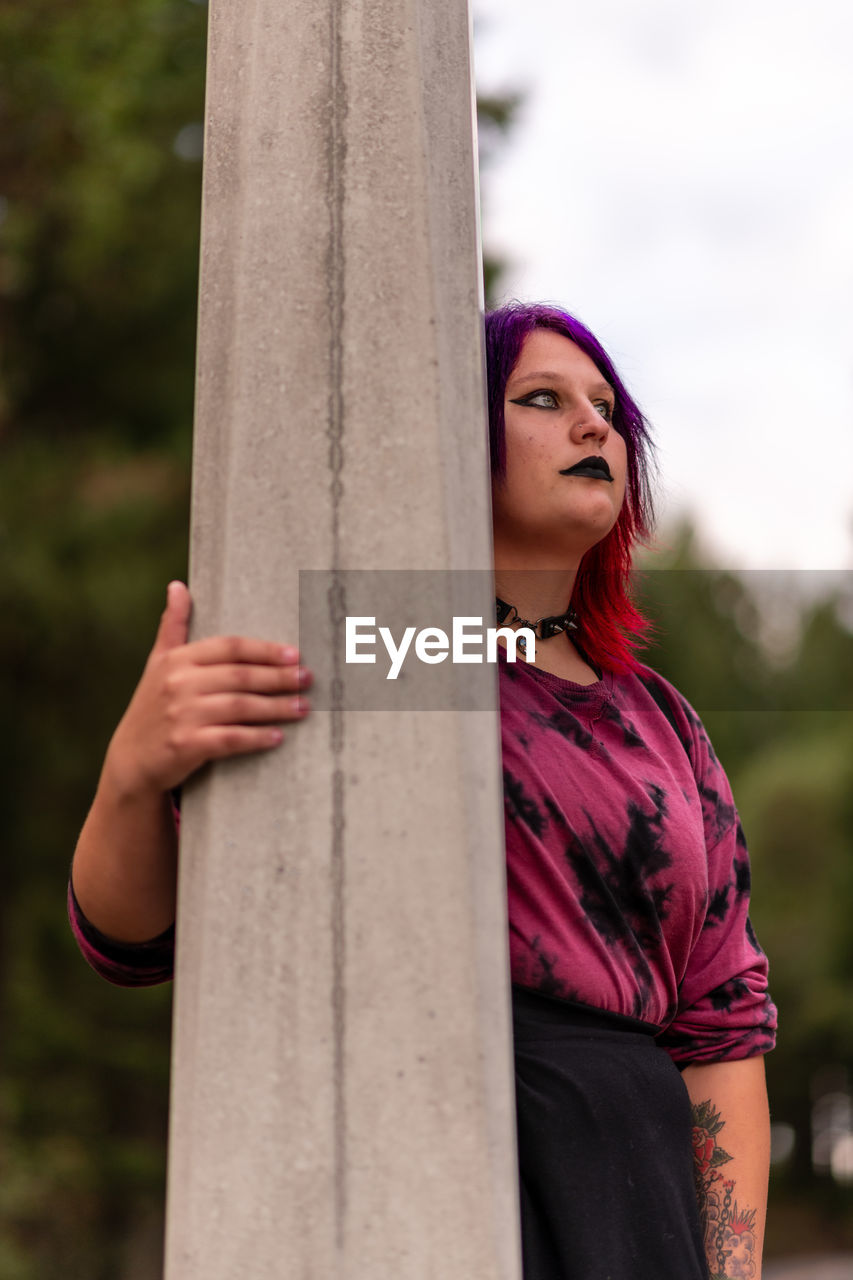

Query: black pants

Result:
[513,985,709,1280]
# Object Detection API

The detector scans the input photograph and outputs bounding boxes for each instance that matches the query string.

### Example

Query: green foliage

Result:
[0,438,186,1274]
[0,0,200,1272]
[0,0,206,449]
[477,91,521,306]
[636,521,776,776]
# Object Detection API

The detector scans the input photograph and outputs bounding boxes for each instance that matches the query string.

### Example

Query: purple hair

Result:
[484,301,657,672]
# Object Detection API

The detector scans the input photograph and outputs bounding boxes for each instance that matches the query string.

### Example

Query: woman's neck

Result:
[493,567,578,624]
[493,566,600,685]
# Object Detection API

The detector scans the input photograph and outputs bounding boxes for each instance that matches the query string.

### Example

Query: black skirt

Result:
[513,985,709,1280]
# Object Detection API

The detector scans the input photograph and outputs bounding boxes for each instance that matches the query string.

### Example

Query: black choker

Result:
[495,596,578,657]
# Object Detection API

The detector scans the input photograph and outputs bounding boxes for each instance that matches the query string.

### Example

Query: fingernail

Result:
[296,666,311,687]
[294,697,310,715]
[280,645,299,663]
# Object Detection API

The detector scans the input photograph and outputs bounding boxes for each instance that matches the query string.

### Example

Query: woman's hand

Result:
[103,580,312,800]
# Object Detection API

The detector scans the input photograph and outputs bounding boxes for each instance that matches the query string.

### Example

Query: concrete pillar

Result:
[163,1,520,1278]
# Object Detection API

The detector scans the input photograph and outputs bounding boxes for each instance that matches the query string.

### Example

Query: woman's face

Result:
[492,328,628,566]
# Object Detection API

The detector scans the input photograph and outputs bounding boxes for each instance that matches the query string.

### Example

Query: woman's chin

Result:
[493,510,619,567]
[565,507,620,548]
[494,541,599,572]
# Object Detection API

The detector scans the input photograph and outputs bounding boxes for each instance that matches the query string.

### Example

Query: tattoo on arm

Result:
[691,1098,759,1279]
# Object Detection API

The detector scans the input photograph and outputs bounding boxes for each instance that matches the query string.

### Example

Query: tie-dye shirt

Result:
[499,648,776,1065]
[68,653,776,1066]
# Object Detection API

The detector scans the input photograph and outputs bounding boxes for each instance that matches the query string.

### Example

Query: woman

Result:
[486,304,774,1280]
[70,302,776,1279]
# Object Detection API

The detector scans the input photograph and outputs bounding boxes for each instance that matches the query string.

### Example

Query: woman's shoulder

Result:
[623,661,697,721]
[613,661,716,773]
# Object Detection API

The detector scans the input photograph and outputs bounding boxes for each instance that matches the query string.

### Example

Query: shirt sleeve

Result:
[655,686,777,1066]
[67,877,175,986]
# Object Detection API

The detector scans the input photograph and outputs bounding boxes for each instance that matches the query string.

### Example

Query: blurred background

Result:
[1,0,851,1275]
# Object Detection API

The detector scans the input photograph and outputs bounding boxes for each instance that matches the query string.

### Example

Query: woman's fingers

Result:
[192,724,288,761]
[188,634,300,668]
[177,661,313,697]
[148,696,305,790]
[152,581,193,654]
[191,692,311,726]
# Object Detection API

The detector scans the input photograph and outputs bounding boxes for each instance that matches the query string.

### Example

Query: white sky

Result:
[473,0,853,572]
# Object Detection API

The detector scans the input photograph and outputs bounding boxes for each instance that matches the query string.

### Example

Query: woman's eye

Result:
[511,390,558,409]
[595,401,614,422]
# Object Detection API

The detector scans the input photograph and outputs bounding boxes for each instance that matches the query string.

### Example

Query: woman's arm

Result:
[72,767,181,943]
[71,581,310,943]
[681,1056,770,1280]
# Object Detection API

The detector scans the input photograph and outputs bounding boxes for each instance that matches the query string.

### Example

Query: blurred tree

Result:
[477,90,522,306]
[0,1,203,1273]
[737,720,853,1169]
[0,0,205,452]
[635,519,775,775]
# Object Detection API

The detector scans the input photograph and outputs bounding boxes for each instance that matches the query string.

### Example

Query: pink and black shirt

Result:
[500,650,775,1064]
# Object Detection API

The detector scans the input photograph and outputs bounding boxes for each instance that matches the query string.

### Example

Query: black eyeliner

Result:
[508,390,557,406]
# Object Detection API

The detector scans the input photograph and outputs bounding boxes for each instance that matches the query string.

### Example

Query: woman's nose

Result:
[569,407,609,445]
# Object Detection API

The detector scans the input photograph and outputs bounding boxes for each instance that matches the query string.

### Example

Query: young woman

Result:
[70,302,776,1279]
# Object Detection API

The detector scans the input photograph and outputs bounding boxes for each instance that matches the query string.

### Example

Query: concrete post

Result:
[163,1,520,1277]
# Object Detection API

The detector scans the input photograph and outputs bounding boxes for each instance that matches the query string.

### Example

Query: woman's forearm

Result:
[681,1056,770,1280]
[71,754,179,942]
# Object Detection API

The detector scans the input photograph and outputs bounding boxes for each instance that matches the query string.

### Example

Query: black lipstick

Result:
[559,455,613,482]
